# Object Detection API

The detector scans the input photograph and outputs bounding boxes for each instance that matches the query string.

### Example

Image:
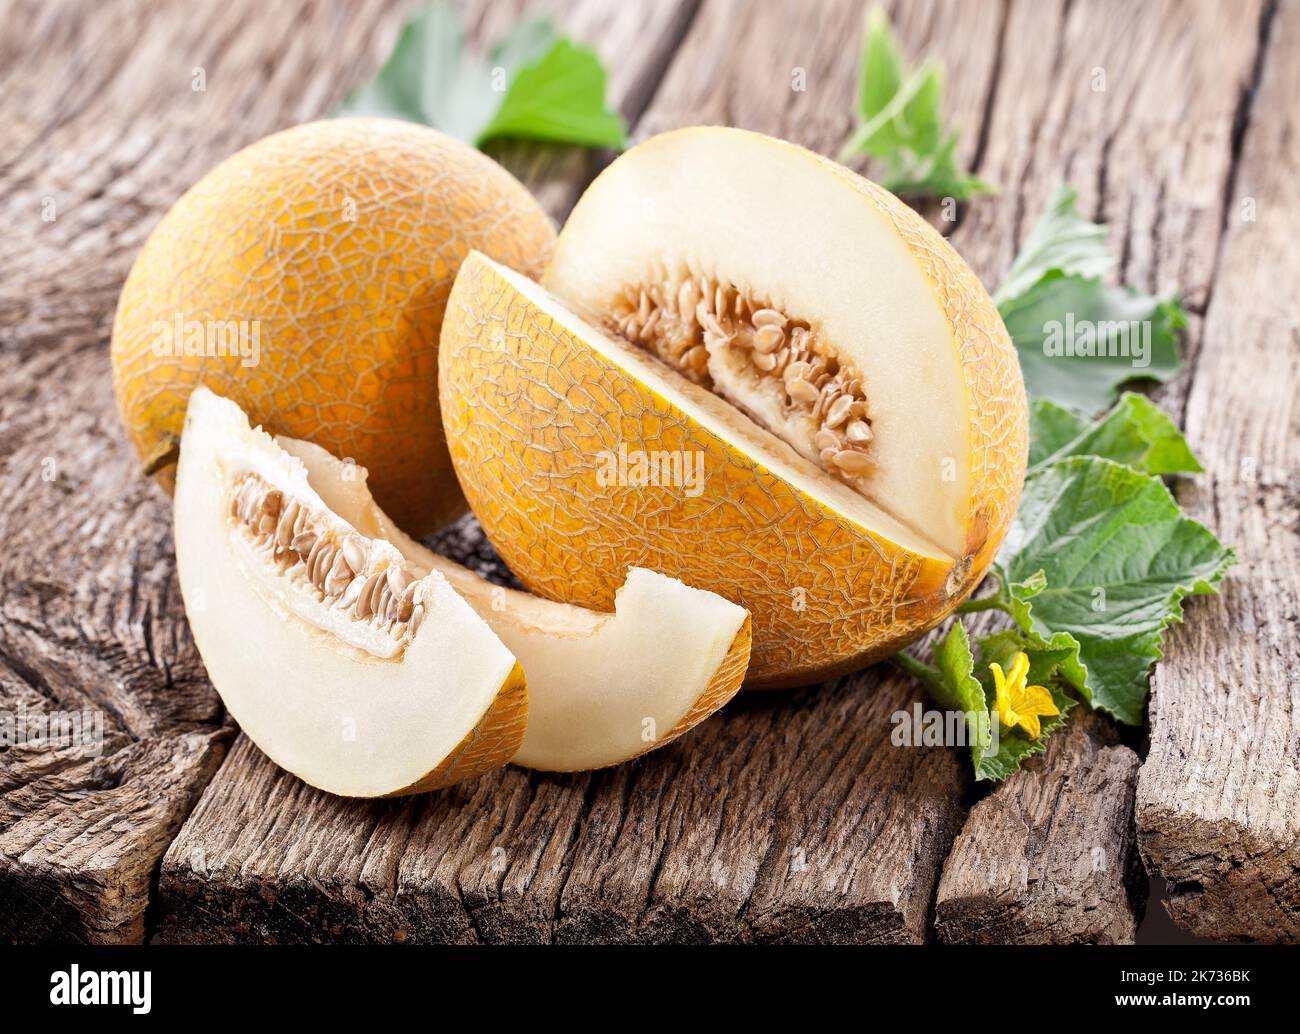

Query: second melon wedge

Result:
[175,387,526,797]
[282,435,752,771]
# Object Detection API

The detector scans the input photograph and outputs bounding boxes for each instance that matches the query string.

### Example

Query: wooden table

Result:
[2,0,1296,944]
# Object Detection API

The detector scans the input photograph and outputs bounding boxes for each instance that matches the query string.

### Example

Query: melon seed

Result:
[230,474,425,637]
[608,273,876,493]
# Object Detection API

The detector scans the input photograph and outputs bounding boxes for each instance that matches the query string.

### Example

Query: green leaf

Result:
[1028,399,1089,468]
[993,185,1114,306]
[994,185,1187,412]
[929,621,989,714]
[988,567,1089,695]
[879,128,994,203]
[477,38,627,148]
[970,629,1077,782]
[839,7,991,201]
[856,5,904,123]
[485,17,558,77]
[927,622,999,779]
[1000,274,1186,412]
[336,1,626,150]
[999,457,1235,724]
[1029,393,1202,476]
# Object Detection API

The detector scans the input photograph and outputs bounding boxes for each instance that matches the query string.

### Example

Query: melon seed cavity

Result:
[608,272,875,490]
[229,474,426,636]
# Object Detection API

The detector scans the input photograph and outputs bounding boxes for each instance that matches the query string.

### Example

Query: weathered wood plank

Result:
[931,0,1269,944]
[1136,0,1300,943]
[0,0,416,944]
[161,0,1260,944]
[935,714,1143,944]
[636,0,1002,177]
[6,0,1281,946]
[158,676,965,944]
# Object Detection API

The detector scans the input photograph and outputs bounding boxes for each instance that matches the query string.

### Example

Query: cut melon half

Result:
[278,435,752,771]
[438,128,1027,687]
[175,386,527,797]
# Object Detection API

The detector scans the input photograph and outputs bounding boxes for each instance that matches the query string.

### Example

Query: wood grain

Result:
[158,675,965,943]
[0,0,424,944]
[1136,0,1300,943]
[935,714,1143,944]
[933,0,1274,944]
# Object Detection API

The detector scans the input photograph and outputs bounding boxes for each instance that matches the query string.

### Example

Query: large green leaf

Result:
[999,457,1235,723]
[477,38,626,148]
[1000,274,1185,412]
[995,185,1187,412]
[993,185,1113,306]
[337,1,625,150]
[1028,399,1089,468]
[1029,393,1202,476]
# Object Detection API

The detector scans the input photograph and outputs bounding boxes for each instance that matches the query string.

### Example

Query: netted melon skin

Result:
[112,118,555,534]
[442,259,964,686]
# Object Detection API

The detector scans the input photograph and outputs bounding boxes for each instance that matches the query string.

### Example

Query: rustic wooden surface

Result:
[1135,0,1300,944]
[1,0,1296,944]
[935,714,1143,944]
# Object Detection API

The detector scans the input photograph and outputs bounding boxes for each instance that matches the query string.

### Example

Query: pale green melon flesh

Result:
[175,388,518,797]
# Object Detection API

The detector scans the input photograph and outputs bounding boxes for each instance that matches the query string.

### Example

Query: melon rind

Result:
[113,118,556,535]
[438,245,1023,686]
[439,129,1026,686]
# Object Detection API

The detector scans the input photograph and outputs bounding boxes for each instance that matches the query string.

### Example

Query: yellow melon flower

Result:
[990,652,1059,739]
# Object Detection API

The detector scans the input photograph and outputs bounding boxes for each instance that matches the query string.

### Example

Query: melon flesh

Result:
[545,126,995,559]
[279,436,752,771]
[175,387,526,797]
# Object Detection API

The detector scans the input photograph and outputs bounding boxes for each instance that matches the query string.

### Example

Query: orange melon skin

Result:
[393,662,528,796]
[111,118,555,535]
[439,252,1026,688]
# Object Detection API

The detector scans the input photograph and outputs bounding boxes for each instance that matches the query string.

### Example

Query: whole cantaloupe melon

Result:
[112,118,555,534]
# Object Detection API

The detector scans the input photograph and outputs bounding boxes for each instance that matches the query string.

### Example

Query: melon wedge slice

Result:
[174,386,527,797]
[278,436,752,771]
